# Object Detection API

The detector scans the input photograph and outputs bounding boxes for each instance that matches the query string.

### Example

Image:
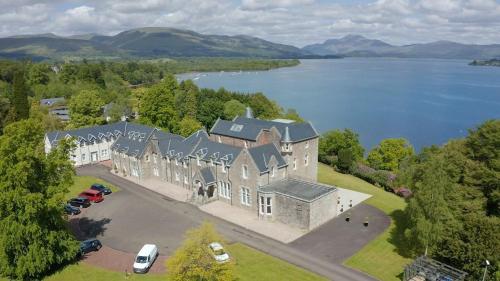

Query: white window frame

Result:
[240,187,251,206]
[293,158,297,170]
[305,153,309,166]
[260,196,272,215]
[153,154,157,164]
[101,149,108,157]
[184,175,189,184]
[242,165,248,179]
[219,182,231,199]
[153,166,159,177]
[183,161,187,168]
[271,166,275,178]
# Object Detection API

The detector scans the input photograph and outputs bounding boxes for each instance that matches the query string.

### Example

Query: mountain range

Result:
[1,28,500,60]
[302,34,500,59]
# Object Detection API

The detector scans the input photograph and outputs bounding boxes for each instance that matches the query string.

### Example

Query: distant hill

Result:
[0,27,310,60]
[303,35,500,59]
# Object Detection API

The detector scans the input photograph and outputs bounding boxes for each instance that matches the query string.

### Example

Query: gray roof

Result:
[40,97,65,107]
[110,123,158,157]
[210,116,318,143]
[259,178,336,202]
[192,138,243,166]
[157,130,206,160]
[46,121,128,145]
[248,143,287,173]
[199,167,216,185]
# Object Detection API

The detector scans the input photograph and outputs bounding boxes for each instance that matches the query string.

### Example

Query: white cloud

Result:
[0,0,499,46]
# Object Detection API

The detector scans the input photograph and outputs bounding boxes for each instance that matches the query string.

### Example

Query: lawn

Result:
[66,175,120,200]
[37,243,325,281]
[318,163,412,281]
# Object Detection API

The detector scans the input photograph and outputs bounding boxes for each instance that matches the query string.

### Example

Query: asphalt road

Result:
[77,165,387,281]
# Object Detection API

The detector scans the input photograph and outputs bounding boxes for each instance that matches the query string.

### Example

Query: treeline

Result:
[319,121,499,280]
[137,75,303,137]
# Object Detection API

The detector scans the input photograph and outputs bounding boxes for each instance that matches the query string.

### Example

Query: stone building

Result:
[46,109,338,230]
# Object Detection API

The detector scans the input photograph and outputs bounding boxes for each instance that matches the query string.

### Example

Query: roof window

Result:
[230,124,244,132]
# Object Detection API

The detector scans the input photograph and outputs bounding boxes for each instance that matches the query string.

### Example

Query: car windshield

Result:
[214,249,225,256]
[136,256,148,263]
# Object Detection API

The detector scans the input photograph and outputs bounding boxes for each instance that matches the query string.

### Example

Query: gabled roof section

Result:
[210,116,319,143]
[248,143,287,173]
[110,123,157,157]
[45,121,128,145]
[199,167,216,185]
[192,138,242,166]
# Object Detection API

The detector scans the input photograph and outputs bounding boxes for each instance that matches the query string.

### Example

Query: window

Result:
[305,141,309,149]
[219,182,231,199]
[101,149,108,157]
[222,162,227,173]
[153,167,159,176]
[183,161,187,168]
[284,143,291,151]
[167,157,170,163]
[230,124,243,132]
[217,136,222,143]
[175,159,178,166]
[304,153,309,166]
[271,166,275,177]
[293,158,297,170]
[145,155,149,162]
[175,171,180,181]
[197,156,201,166]
[260,196,272,215]
[153,154,157,164]
[244,141,248,148]
[242,165,248,179]
[184,175,189,184]
[210,159,214,166]
[240,187,251,206]
[82,153,86,161]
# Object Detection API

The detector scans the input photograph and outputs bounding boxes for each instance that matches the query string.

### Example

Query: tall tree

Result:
[166,222,235,281]
[176,117,203,138]
[367,138,414,172]
[28,63,50,85]
[319,129,365,164]
[223,99,246,120]
[139,75,179,132]
[0,120,79,280]
[0,98,9,134]
[11,69,30,120]
[68,90,105,128]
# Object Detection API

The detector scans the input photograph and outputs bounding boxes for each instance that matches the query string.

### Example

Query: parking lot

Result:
[75,165,388,281]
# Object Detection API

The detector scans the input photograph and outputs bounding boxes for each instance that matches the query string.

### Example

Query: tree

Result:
[319,129,365,165]
[179,80,198,119]
[223,99,246,120]
[166,222,235,281]
[404,158,456,256]
[28,63,50,85]
[0,98,9,134]
[11,68,30,120]
[0,119,79,280]
[248,93,281,119]
[139,75,179,132]
[68,90,105,128]
[367,138,414,172]
[282,108,304,122]
[337,148,354,172]
[176,117,203,138]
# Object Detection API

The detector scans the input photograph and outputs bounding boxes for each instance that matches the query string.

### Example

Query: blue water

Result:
[178,58,500,151]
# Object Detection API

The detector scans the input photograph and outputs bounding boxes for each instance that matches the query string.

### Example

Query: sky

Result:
[1,0,500,47]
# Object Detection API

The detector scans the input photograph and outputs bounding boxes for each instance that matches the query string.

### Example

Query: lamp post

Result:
[482,260,490,281]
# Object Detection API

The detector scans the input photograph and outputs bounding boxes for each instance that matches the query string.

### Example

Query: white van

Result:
[133,244,158,273]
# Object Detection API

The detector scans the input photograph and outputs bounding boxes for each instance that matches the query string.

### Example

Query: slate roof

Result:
[110,123,158,157]
[157,130,206,160]
[192,138,243,166]
[210,116,318,143]
[199,167,216,185]
[46,121,129,145]
[259,178,336,202]
[248,143,287,173]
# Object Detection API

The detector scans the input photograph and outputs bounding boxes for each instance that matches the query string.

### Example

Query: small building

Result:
[40,97,65,107]
[404,256,467,281]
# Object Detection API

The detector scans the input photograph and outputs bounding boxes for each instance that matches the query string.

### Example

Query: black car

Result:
[68,197,91,208]
[64,204,81,215]
[90,183,112,195]
[80,239,102,254]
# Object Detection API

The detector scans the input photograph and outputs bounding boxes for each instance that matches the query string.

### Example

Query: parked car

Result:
[68,197,91,208]
[79,189,104,203]
[91,183,112,195]
[80,239,102,255]
[209,242,230,263]
[64,204,81,215]
[133,244,158,273]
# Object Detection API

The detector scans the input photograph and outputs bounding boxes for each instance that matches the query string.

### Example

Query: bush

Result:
[351,162,396,190]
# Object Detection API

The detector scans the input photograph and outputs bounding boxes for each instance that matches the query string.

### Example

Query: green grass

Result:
[228,243,327,281]
[318,163,412,281]
[66,176,120,200]
[18,243,324,281]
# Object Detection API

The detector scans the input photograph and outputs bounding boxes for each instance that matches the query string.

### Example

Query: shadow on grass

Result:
[388,209,413,259]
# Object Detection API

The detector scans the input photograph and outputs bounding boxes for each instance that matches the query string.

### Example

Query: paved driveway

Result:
[77,165,388,281]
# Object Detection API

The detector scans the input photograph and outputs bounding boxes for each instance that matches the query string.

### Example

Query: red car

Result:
[79,189,104,203]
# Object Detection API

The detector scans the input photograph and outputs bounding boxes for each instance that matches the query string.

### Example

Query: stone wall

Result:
[273,194,311,230]
[309,191,338,230]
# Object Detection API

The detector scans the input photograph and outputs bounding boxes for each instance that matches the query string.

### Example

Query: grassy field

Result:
[318,163,412,281]
[65,176,120,200]
[39,243,326,281]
